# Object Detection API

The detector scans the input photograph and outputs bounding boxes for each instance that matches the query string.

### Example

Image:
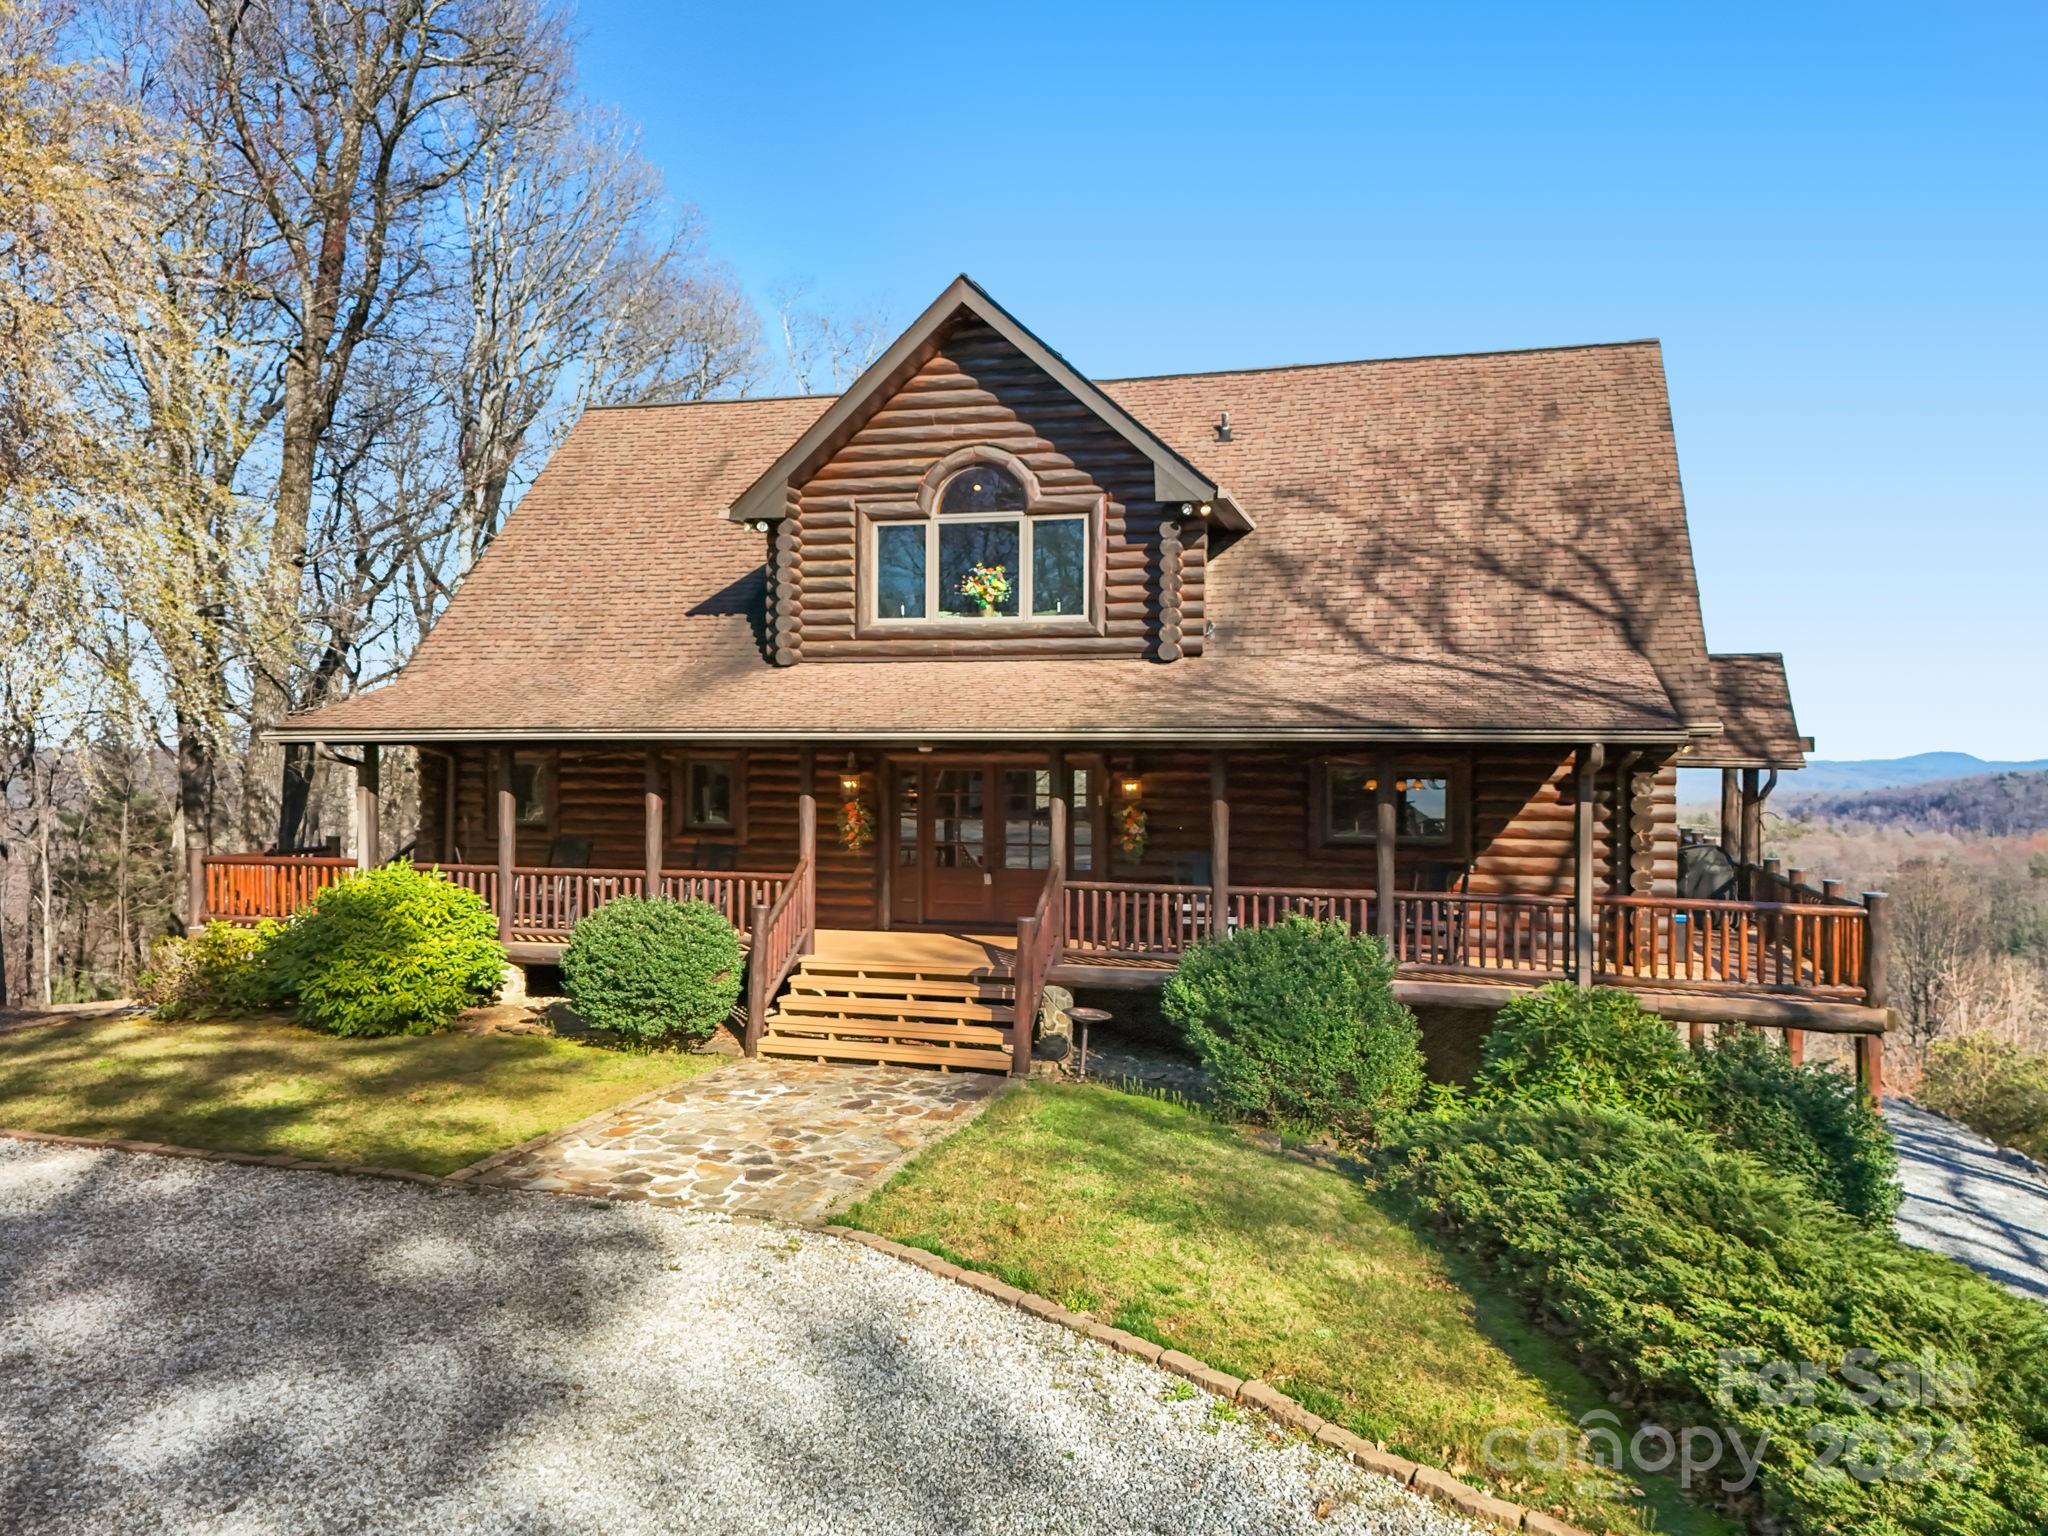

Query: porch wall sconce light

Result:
[1119,775,1143,801]
[839,754,862,795]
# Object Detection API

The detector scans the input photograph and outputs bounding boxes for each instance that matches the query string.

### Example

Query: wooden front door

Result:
[889,760,1061,928]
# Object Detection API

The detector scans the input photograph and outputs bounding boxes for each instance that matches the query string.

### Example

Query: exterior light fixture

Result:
[1198,502,1213,517]
[1120,775,1143,800]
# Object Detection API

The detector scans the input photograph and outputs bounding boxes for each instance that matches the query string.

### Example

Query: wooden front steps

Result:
[758,954,1016,1072]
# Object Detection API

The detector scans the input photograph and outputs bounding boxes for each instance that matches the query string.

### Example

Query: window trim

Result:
[855,448,1105,637]
[501,749,555,831]
[1312,755,1465,852]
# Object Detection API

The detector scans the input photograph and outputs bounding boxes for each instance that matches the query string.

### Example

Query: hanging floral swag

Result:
[839,793,875,852]
[1118,801,1148,860]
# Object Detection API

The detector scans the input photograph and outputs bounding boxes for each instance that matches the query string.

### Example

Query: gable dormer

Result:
[727,277,1250,665]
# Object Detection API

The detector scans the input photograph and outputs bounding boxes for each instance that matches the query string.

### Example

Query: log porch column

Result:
[1574,744,1606,986]
[1719,768,1742,859]
[495,746,516,944]
[643,748,665,897]
[1208,752,1228,937]
[1859,890,1889,1102]
[354,745,380,871]
[1050,746,1070,875]
[1375,756,1397,945]
[797,748,817,951]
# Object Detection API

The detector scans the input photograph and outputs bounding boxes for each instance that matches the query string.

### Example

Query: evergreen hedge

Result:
[560,896,741,1044]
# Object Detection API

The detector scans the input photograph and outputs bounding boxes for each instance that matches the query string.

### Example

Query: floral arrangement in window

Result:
[958,562,1012,616]
[1118,801,1148,860]
[838,792,875,852]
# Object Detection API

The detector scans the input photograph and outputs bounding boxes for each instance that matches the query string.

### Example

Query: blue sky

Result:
[572,1,2045,760]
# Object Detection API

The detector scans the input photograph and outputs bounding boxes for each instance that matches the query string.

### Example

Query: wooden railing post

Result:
[1209,752,1229,938]
[1859,891,1889,1100]
[1011,914,1038,1077]
[1375,759,1397,946]
[643,748,666,898]
[1573,744,1605,985]
[355,744,380,870]
[495,746,516,944]
[745,900,770,1056]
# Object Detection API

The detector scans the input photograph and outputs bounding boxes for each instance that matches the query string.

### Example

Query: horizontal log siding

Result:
[422,741,1666,920]
[791,319,1175,660]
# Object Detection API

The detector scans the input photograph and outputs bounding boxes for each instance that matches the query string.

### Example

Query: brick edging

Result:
[830,1226,1591,1536]
[0,1125,464,1190]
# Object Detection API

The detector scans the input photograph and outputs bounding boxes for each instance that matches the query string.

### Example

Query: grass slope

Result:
[0,1014,713,1174]
[841,1081,1732,1536]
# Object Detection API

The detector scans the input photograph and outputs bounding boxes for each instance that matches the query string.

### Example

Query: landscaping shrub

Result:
[1470,983,1707,1123]
[137,920,282,1019]
[1920,1033,2048,1164]
[1699,1026,1902,1227]
[560,896,742,1044]
[263,862,502,1037]
[1379,1102,2048,1536]
[1160,915,1424,1130]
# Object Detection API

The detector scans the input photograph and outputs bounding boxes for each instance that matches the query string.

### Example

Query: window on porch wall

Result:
[998,766,1094,871]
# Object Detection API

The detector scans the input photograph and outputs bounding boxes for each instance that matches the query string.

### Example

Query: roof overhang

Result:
[267,725,1690,748]
[724,274,1254,531]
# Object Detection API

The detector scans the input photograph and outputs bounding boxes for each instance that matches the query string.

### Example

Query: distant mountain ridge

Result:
[1782,753,2048,795]
[1787,770,2048,837]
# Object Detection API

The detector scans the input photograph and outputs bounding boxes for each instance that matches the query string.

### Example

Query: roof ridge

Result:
[577,336,1666,415]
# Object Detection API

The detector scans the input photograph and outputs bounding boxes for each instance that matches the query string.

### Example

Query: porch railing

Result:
[197,854,792,944]
[1594,894,1867,998]
[201,854,360,924]
[1063,880,1212,961]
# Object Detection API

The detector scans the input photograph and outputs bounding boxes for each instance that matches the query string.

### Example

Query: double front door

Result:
[888,759,1095,927]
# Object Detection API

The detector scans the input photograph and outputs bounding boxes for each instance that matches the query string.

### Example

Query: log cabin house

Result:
[216,276,1887,1085]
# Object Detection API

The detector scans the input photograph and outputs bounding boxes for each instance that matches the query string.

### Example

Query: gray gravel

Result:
[0,1140,1480,1536]
[1888,1097,2048,1301]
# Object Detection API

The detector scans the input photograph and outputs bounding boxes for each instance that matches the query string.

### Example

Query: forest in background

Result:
[0,0,883,1006]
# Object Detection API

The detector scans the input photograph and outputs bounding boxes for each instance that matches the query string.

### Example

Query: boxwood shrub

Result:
[1379,1102,2048,1536]
[264,862,503,1037]
[560,896,741,1045]
[1160,915,1424,1131]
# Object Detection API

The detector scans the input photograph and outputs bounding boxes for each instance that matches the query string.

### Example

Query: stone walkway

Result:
[471,1060,1005,1223]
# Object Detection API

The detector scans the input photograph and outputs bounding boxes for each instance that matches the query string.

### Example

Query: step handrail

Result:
[1010,856,1066,1077]
[745,853,815,1055]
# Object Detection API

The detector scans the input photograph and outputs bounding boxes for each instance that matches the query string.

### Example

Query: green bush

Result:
[1700,1026,1902,1227]
[137,920,283,1019]
[560,896,742,1044]
[1379,1102,2048,1536]
[264,862,502,1037]
[1471,983,1707,1123]
[1160,915,1424,1130]
[1921,1034,2048,1164]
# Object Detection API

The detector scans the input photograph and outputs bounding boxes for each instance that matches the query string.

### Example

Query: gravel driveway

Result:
[0,1141,1478,1536]
[1888,1097,2048,1302]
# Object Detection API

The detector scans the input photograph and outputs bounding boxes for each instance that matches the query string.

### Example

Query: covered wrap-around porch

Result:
[197,739,1891,1089]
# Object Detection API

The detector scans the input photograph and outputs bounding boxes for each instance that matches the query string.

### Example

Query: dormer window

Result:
[865,457,1093,627]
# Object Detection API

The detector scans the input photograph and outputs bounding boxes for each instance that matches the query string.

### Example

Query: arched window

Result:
[870,461,1090,624]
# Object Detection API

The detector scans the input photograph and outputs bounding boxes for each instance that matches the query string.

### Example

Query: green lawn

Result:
[0,1013,717,1174]
[839,1081,1733,1536]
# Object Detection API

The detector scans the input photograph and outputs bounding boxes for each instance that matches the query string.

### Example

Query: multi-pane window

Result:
[1002,769,1052,869]
[1324,765,1452,845]
[869,463,1088,624]
[510,754,549,827]
[684,758,734,831]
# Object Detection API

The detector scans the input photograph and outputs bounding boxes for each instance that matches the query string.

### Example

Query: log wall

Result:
[785,318,1202,661]
[414,740,1677,926]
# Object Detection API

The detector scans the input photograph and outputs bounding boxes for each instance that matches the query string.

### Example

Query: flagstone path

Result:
[469,1060,1005,1223]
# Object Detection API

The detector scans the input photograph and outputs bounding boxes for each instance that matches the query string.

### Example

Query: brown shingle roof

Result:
[281,335,1725,744]
[1687,654,1811,768]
